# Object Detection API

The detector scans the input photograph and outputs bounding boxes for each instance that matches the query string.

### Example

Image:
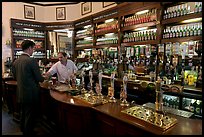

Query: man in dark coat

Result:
[12,40,44,136]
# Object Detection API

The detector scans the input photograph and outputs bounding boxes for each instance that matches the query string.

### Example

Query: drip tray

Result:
[143,102,194,118]
[73,93,109,106]
[122,105,177,131]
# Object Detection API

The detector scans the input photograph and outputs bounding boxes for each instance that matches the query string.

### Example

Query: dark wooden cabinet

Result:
[10,19,46,60]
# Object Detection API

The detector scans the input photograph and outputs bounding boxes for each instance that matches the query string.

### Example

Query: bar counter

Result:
[3,79,202,135]
[40,82,202,135]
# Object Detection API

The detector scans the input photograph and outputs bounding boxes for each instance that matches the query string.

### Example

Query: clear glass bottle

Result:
[194,2,199,13]
[179,26,183,37]
[182,25,187,37]
[181,4,184,16]
[183,3,188,15]
[177,5,181,17]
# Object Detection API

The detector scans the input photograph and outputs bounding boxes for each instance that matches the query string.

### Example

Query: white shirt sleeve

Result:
[48,62,59,76]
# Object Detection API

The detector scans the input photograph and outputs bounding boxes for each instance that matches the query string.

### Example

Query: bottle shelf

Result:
[13,36,45,41]
[95,29,118,36]
[75,45,94,50]
[122,40,159,46]
[122,21,159,31]
[161,35,202,43]
[162,12,202,25]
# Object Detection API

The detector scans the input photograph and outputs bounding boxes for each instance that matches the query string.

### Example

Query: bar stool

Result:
[4,80,20,122]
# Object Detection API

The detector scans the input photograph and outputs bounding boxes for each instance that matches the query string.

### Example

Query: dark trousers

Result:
[19,102,40,136]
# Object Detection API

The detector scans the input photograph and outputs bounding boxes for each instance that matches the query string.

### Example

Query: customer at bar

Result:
[44,52,78,83]
[12,40,44,136]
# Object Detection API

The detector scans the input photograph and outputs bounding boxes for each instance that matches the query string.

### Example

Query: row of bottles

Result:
[162,41,202,87]
[125,44,154,58]
[163,95,202,116]
[163,95,179,109]
[123,29,157,43]
[123,8,157,27]
[182,98,202,116]
[163,22,202,39]
[95,20,118,33]
[13,29,45,38]
[164,40,202,57]
[96,37,118,45]
[75,26,93,39]
[124,44,157,75]
[76,38,93,47]
[163,2,202,20]
[15,40,43,49]
[15,51,46,59]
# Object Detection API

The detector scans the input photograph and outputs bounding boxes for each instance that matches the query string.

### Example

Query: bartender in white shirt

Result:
[45,52,78,83]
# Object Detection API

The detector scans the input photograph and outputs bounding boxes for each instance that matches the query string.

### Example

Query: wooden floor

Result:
[2,104,54,135]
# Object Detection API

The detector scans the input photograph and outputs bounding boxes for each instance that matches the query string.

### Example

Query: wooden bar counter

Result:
[4,81,202,135]
[46,83,202,135]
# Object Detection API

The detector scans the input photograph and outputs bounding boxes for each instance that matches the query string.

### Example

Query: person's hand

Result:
[43,72,50,80]
[70,73,76,80]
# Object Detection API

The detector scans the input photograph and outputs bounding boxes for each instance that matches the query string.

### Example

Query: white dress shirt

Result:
[48,59,78,82]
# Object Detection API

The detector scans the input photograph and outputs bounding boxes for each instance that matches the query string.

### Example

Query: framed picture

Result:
[81,2,92,15]
[58,35,72,54]
[102,2,115,8]
[24,5,35,20]
[56,7,66,20]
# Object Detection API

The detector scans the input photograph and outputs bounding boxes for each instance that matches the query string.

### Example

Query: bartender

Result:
[44,52,78,83]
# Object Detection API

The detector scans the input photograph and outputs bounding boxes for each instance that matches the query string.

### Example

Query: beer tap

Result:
[155,81,164,114]
[89,70,95,95]
[108,71,116,103]
[120,73,129,106]
[97,71,103,98]
[80,68,87,94]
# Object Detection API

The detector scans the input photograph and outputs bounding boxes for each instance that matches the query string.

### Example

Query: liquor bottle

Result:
[182,25,187,37]
[167,7,171,19]
[198,2,202,12]
[135,46,140,58]
[172,26,176,38]
[163,9,167,19]
[180,4,184,16]
[193,23,198,36]
[153,29,157,40]
[169,27,173,38]
[188,41,195,58]
[194,2,199,13]
[183,3,188,15]
[198,23,202,36]
[163,28,166,39]
[186,25,190,37]
[175,26,180,38]
[190,24,194,36]
[179,26,183,37]
[173,6,177,18]
[171,6,175,18]
[177,5,181,17]
[166,8,169,19]
[187,5,191,14]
